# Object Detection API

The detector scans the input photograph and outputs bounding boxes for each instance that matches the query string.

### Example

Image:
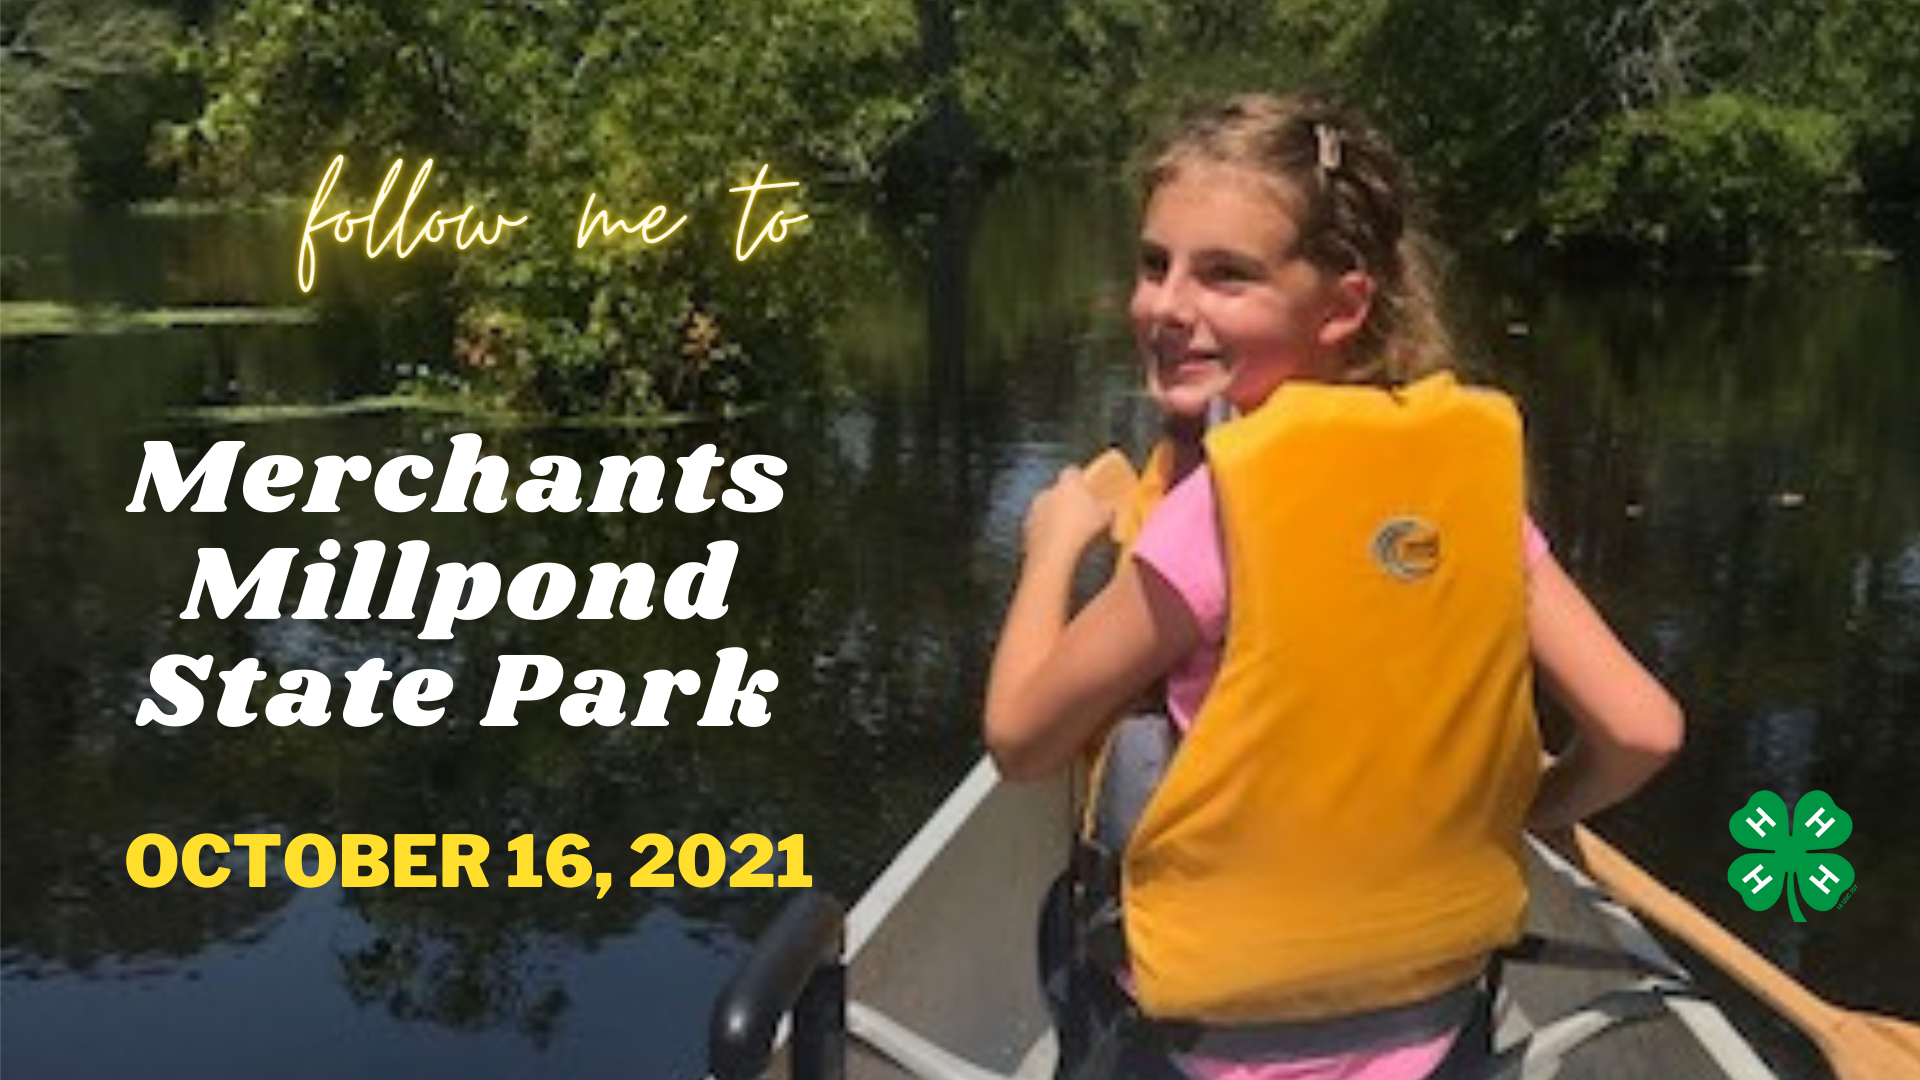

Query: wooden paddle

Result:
[1079,446,1139,511]
[1570,825,1920,1080]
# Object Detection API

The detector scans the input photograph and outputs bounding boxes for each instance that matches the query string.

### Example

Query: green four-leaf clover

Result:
[1726,789,1855,922]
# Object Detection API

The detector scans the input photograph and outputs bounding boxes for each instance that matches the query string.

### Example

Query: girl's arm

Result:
[984,470,1198,782]
[1526,551,1685,830]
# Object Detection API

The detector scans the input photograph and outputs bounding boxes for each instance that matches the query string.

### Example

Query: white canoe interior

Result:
[774,758,1778,1080]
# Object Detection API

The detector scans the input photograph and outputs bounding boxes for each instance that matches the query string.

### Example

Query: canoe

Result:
[711,757,1780,1080]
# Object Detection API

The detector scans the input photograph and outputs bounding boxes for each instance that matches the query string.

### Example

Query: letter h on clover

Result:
[1727,790,1855,922]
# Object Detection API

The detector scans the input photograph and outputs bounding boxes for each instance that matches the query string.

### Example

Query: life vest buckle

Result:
[1071,836,1129,973]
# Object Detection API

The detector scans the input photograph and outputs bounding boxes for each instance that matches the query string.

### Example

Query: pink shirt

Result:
[1127,464,1548,1080]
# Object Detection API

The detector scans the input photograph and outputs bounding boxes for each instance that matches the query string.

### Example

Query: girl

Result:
[985,93,1683,1080]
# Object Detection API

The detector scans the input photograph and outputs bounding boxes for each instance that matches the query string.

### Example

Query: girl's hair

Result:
[1142,92,1453,386]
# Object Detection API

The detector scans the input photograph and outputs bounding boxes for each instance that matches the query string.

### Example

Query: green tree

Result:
[174,0,921,418]
[0,0,179,203]
[1540,92,1854,263]
[1324,0,1918,262]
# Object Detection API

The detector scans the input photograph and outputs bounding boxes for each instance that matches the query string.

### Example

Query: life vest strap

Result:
[1073,829,1486,1062]
[1071,837,1128,974]
[1149,978,1483,1062]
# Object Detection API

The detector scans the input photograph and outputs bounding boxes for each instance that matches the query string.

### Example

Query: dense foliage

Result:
[1541,95,1853,262]
[1337,0,1918,261]
[0,0,184,204]
[160,0,920,417]
[6,0,1915,415]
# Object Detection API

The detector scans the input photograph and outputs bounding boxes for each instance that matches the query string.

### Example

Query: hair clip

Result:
[1315,122,1343,174]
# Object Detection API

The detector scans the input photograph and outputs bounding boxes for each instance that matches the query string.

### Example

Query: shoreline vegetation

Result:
[3,0,1915,420]
[0,301,316,337]
[162,397,764,430]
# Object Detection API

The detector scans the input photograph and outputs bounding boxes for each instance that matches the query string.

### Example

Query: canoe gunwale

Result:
[743,758,1779,1080]
[1508,838,1778,1079]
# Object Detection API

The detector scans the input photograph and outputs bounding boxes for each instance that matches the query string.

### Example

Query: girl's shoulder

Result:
[1132,464,1227,639]
[1139,463,1217,544]
[1523,514,1550,569]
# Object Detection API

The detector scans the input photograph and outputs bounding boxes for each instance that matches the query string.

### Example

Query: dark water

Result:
[2,187,1915,1080]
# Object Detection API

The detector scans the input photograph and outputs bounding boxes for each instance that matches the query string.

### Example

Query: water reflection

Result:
[4,185,1917,1080]
[1476,256,1920,1080]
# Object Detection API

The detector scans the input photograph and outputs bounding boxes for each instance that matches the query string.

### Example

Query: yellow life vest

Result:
[1123,371,1541,1024]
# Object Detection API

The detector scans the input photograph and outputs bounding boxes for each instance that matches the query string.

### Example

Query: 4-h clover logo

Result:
[1727,790,1855,922]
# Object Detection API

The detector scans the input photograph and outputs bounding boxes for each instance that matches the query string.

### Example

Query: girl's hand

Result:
[987,452,1197,782]
[1023,466,1115,565]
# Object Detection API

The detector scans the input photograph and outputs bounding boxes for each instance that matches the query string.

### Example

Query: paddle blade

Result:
[1825,1012,1920,1080]
[1574,827,1920,1080]
[1080,448,1139,512]
[1866,1014,1920,1058]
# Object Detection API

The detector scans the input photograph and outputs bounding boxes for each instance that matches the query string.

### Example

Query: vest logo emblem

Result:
[1372,517,1440,581]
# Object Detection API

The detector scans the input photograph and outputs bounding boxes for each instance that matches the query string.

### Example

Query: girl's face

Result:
[1129,162,1372,417]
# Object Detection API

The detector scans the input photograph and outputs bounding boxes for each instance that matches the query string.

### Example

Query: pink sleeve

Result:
[1524,513,1551,569]
[1130,466,1227,644]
